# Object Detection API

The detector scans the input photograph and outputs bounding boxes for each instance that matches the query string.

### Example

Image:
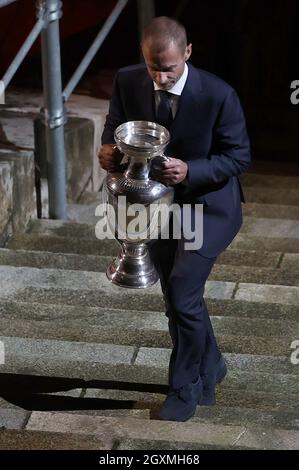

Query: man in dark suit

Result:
[99,16,251,421]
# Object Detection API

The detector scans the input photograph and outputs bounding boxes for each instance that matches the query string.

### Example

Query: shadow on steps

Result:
[0,373,166,415]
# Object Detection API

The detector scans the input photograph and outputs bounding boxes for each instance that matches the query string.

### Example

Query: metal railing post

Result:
[38,0,67,220]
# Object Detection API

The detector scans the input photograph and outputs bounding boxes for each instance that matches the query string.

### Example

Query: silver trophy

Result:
[102,120,174,288]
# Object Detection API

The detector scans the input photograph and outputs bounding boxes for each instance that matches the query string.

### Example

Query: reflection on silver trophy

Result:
[102,120,174,288]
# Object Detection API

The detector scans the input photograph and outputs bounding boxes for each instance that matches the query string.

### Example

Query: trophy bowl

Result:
[102,121,174,288]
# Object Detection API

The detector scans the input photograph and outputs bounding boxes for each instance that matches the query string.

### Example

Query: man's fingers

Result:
[163,161,178,169]
[161,170,182,178]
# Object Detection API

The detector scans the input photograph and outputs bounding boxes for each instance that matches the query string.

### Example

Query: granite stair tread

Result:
[1,172,299,450]
[24,411,299,450]
[0,266,299,308]
[7,231,299,255]
[0,247,285,270]
[1,248,299,285]
[0,300,297,356]
[1,336,298,396]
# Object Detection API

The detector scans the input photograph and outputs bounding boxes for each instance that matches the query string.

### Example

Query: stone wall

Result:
[0,149,36,245]
[0,92,109,242]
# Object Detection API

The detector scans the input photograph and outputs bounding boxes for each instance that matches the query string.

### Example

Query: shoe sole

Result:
[159,407,197,422]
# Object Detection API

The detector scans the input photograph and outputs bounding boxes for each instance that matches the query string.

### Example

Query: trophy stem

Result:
[124,155,151,180]
[106,241,159,289]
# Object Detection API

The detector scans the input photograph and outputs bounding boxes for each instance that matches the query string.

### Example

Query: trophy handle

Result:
[150,153,170,171]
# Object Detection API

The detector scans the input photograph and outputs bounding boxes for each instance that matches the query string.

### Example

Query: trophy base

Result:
[106,243,159,289]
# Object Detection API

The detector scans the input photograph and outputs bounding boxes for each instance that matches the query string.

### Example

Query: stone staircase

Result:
[0,167,299,450]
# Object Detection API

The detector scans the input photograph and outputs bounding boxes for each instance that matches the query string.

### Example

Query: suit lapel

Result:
[169,63,203,135]
[134,63,202,127]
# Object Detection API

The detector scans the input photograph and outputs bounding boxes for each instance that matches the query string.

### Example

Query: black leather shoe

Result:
[199,355,227,406]
[159,376,203,421]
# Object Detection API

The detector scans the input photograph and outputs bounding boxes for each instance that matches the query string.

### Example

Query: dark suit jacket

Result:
[102,63,251,257]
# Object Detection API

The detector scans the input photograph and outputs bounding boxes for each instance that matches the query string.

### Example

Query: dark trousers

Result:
[148,235,221,390]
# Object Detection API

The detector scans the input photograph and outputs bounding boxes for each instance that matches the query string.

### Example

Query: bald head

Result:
[141,16,187,53]
[141,17,192,91]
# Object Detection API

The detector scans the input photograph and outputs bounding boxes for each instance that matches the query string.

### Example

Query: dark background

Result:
[0,0,298,163]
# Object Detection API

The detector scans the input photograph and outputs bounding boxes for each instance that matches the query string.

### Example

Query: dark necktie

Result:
[156,90,173,128]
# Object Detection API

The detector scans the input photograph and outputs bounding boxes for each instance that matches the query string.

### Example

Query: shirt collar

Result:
[153,63,188,96]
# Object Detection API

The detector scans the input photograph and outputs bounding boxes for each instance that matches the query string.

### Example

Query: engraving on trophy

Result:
[119,179,149,191]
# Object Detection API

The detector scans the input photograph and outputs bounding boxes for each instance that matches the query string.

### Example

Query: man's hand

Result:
[156,157,188,186]
[98,144,123,172]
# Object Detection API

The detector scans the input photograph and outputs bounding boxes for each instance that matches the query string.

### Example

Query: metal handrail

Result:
[0,0,130,220]
[2,15,46,88]
[63,0,128,101]
[0,0,18,7]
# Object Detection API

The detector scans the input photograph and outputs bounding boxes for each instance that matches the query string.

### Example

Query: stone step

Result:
[77,190,102,205]
[0,405,29,431]
[243,203,299,220]
[1,274,297,321]
[134,346,299,385]
[241,217,299,239]
[17,216,290,268]
[0,266,299,310]
[0,428,112,450]
[211,264,299,286]
[242,187,299,206]
[207,298,298,321]
[3,377,297,423]
[24,217,299,252]
[1,246,284,271]
[1,265,299,307]
[25,411,299,449]
[240,173,299,189]
[0,390,149,429]
[0,335,298,395]
[6,231,299,259]
[0,248,111,273]
[280,253,299,270]
[0,301,297,356]
[69,201,299,222]
[1,249,299,285]
[67,203,100,225]
[0,267,298,319]
[75,194,299,220]
[71,198,299,221]
[229,233,299,253]
[58,408,151,419]
[83,386,299,415]
[29,214,299,240]
[28,214,299,243]
[27,218,97,238]
[6,233,118,257]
